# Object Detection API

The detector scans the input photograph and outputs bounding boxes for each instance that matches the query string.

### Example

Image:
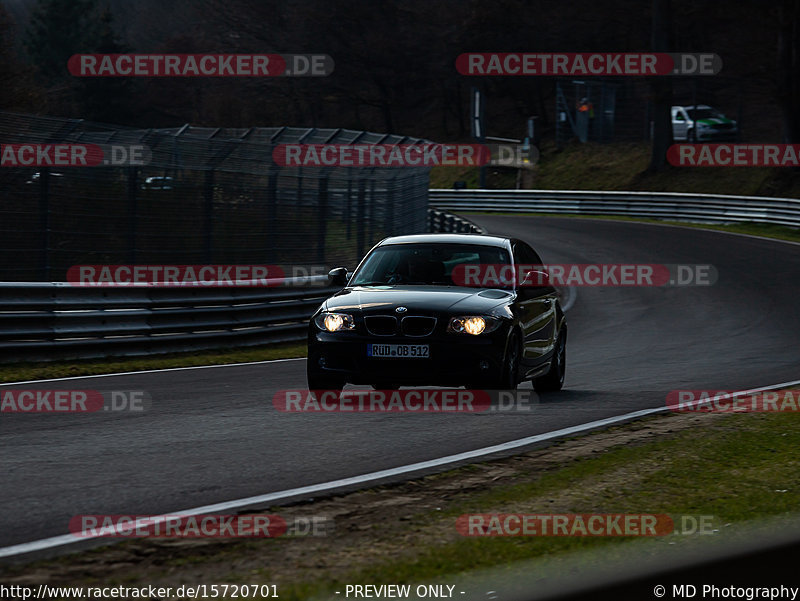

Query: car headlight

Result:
[314,312,355,332]
[448,316,501,335]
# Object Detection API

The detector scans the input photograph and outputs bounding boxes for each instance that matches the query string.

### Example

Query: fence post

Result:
[297,167,304,207]
[421,180,431,232]
[203,169,215,262]
[317,175,328,264]
[39,168,50,280]
[368,179,376,242]
[345,176,353,239]
[384,176,395,235]
[357,179,366,258]
[266,169,278,263]
[127,167,139,263]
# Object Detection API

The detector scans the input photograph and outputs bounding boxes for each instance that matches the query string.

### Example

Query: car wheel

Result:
[533,332,566,392]
[307,363,345,392]
[496,330,521,390]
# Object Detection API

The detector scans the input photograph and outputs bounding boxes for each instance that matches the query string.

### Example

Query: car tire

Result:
[533,332,566,392]
[307,369,345,393]
[495,330,521,390]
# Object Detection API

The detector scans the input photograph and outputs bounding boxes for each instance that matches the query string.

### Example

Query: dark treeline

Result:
[0,0,797,147]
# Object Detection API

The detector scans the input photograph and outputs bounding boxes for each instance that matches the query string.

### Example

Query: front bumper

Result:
[307,328,509,386]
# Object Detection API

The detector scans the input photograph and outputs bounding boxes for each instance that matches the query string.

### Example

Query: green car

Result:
[671,105,739,142]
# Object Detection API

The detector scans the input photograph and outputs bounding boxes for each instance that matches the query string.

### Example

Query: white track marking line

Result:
[0,357,305,386]
[2,377,800,559]
[560,286,577,312]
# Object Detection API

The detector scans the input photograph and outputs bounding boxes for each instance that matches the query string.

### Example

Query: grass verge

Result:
[0,342,307,384]
[430,141,800,198]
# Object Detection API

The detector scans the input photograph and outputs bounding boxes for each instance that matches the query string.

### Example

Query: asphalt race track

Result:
[2,216,799,549]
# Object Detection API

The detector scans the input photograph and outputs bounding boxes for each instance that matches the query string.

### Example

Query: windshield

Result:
[350,243,511,288]
[687,108,724,120]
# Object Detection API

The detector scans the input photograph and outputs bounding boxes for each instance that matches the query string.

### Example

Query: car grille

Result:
[364,315,397,336]
[363,315,437,337]
[401,316,437,337]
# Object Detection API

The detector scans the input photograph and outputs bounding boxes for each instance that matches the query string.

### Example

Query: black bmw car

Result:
[306,233,567,391]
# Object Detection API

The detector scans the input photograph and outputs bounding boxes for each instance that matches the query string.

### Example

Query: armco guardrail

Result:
[1,188,793,363]
[428,208,487,234]
[0,208,479,363]
[429,189,800,228]
[0,277,339,363]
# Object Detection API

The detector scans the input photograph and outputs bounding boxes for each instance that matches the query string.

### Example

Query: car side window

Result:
[512,242,545,290]
[675,113,685,121]
[511,243,523,268]
[514,241,543,267]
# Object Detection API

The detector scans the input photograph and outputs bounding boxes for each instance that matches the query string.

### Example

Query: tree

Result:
[0,4,44,111]
[25,0,101,80]
[76,5,134,123]
[777,0,800,143]
[648,0,674,172]
[25,0,129,120]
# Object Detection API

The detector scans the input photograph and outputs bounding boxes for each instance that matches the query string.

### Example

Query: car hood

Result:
[324,285,513,314]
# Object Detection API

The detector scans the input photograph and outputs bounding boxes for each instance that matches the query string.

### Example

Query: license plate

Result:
[367,344,430,358]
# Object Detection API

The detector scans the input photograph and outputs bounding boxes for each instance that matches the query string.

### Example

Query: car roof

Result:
[376,233,510,248]
[673,104,712,110]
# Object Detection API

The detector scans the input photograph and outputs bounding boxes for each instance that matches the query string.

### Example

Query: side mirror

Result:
[520,270,555,296]
[328,267,349,287]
